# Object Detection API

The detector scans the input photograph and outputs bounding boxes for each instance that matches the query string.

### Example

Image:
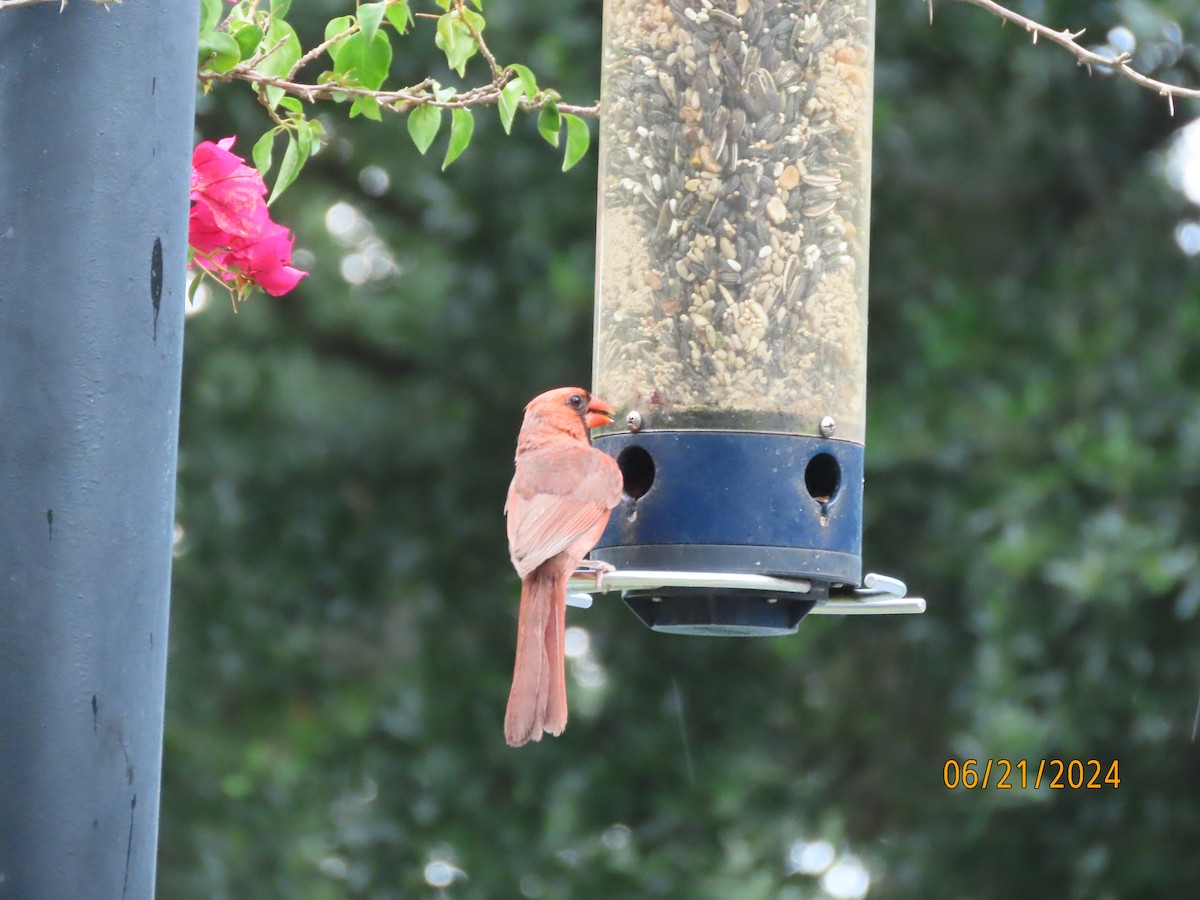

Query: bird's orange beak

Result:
[584,396,616,430]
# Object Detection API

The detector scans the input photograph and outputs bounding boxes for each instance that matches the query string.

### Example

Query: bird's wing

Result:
[506,444,623,579]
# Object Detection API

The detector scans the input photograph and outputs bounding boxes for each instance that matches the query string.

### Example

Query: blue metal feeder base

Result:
[592,431,864,636]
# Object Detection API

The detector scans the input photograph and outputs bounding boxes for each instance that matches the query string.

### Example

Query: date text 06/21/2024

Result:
[943,759,1121,790]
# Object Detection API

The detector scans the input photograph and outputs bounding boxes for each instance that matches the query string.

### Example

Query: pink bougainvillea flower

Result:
[234,220,307,296]
[188,136,307,297]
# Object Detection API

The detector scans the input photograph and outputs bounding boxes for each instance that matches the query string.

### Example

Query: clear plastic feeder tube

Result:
[594,0,875,443]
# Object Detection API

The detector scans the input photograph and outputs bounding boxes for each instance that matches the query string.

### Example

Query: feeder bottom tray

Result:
[624,589,819,636]
[566,569,924,636]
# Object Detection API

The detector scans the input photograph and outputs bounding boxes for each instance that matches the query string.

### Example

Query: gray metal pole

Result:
[0,3,198,897]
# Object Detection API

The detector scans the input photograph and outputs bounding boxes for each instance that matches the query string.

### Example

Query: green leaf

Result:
[324,15,353,43]
[460,8,485,33]
[562,113,590,171]
[507,64,537,97]
[443,108,474,170]
[407,105,443,155]
[198,32,242,74]
[349,95,383,121]
[225,1,256,26]
[434,14,476,78]
[230,21,263,61]
[278,96,303,115]
[260,19,302,73]
[434,0,452,9]
[470,0,484,9]
[258,19,301,110]
[270,0,292,16]
[295,119,316,160]
[268,131,309,205]
[499,77,526,131]
[537,103,561,148]
[358,2,387,45]
[435,13,455,57]
[385,1,413,34]
[360,30,393,90]
[331,32,363,80]
[199,0,223,35]
[333,30,392,90]
[252,130,277,177]
[186,269,203,306]
[497,77,524,135]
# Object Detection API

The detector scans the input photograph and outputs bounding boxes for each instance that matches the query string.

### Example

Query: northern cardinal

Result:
[504,387,623,746]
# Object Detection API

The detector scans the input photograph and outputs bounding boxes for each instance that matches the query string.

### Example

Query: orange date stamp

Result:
[943,759,1120,790]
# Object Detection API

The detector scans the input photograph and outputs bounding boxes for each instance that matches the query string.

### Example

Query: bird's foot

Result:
[574,559,616,587]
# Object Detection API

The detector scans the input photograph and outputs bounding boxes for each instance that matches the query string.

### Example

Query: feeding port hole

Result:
[617,445,655,500]
[804,452,841,503]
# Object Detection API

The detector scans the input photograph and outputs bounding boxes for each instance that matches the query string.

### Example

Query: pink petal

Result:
[191,139,249,190]
[254,262,308,296]
[190,137,269,235]
[187,201,235,256]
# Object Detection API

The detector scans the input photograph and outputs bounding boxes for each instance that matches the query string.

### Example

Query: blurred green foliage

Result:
[162,0,1200,896]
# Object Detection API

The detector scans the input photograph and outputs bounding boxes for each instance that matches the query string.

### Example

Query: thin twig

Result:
[554,102,601,117]
[287,23,358,81]
[203,67,496,112]
[951,0,1200,111]
[202,65,602,117]
[242,34,294,72]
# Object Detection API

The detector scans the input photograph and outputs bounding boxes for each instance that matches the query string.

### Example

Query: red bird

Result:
[504,387,623,746]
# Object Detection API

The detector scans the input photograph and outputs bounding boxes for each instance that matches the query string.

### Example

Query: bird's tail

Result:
[505,565,569,747]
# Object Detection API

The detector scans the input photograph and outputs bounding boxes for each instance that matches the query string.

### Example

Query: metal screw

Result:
[627,410,643,432]
[819,416,836,437]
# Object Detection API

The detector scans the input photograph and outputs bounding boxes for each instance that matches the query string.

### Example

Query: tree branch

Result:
[200,12,600,119]
[202,62,599,118]
[949,0,1200,114]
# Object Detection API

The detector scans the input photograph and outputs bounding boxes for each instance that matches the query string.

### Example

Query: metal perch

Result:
[567,568,925,615]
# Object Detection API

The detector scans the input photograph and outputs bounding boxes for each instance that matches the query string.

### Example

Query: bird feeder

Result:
[583,0,923,634]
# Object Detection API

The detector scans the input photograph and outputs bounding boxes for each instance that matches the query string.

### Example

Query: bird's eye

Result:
[568,394,585,410]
